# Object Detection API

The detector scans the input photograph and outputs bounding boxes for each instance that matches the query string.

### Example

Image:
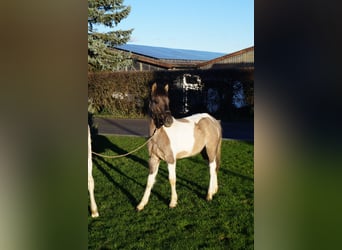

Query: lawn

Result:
[88,135,254,249]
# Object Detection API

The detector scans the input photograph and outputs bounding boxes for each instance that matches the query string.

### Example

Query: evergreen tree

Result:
[88,0,133,71]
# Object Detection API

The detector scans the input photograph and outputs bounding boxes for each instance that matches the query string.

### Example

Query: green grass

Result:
[88,135,254,249]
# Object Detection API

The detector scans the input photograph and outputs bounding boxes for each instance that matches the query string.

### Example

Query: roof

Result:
[198,46,254,69]
[115,44,226,61]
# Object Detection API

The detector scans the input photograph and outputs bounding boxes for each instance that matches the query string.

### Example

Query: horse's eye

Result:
[153,100,159,104]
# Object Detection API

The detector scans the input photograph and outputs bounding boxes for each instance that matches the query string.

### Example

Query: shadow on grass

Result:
[186,146,254,182]
[92,135,169,207]
[93,153,169,209]
[220,168,254,182]
[93,157,139,206]
[155,161,209,201]
[91,134,147,167]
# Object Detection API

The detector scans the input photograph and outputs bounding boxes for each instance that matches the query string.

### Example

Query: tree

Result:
[88,0,133,71]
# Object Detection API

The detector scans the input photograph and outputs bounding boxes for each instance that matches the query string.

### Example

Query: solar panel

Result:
[115,44,225,61]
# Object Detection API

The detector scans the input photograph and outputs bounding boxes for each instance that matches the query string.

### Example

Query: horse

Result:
[137,82,222,211]
[88,125,99,217]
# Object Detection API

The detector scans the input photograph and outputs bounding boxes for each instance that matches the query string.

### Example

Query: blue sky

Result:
[98,0,254,54]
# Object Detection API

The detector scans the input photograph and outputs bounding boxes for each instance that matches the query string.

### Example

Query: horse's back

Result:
[162,113,221,159]
[184,113,221,136]
[182,113,214,123]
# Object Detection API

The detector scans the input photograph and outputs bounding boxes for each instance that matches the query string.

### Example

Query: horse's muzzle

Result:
[153,111,173,128]
[163,114,173,127]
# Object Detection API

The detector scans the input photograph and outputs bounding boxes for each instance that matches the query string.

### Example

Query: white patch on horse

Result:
[163,117,197,158]
[164,113,218,159]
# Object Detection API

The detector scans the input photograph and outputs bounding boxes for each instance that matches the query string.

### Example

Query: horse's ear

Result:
[164,84,169,93]
[151,83,157,94]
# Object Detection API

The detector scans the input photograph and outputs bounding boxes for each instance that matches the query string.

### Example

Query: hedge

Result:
[88,68,254,121]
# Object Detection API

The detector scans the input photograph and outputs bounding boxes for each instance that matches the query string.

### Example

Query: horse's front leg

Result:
[168,162,178,208]
[88,171,99,217]
[88,126,99,217]
[137,155,160,211]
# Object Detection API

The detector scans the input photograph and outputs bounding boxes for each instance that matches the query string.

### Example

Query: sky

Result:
[98,0,254,54]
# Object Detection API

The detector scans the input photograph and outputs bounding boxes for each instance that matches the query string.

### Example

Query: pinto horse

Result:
[137,83,222,211]
[88,125,99,217]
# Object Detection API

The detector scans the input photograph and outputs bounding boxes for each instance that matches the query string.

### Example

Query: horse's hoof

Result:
[206,194,213,201]
[136,205,144,211]
[213,186,218,194]
[91,212,99,218]
[169,202,177,208]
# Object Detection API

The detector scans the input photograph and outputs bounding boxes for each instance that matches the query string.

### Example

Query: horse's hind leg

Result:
[205,140,220,201]
[137,155,160,211]
[200,144,218,200]
[206,159,218,201]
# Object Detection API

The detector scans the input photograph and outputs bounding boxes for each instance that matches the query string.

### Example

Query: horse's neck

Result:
[149,119,157,136]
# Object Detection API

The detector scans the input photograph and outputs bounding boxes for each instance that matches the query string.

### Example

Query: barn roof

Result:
[198,46,254,69]
[115,44,226,61]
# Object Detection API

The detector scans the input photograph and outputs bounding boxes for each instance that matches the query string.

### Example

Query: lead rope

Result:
[91,128,157,159]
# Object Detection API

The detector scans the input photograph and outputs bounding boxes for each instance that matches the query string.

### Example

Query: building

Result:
[197,46,254,70]
[114,44,254,71]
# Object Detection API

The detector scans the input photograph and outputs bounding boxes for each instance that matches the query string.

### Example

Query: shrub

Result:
[88,68,254,120]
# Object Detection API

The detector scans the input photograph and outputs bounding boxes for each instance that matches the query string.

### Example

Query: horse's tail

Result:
[216,136,222,172]
[215,118,222,172]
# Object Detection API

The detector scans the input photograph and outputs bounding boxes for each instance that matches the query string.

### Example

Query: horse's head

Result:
[150,82,173,128]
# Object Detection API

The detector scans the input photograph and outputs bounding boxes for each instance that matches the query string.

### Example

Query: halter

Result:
[152,110,172,128]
